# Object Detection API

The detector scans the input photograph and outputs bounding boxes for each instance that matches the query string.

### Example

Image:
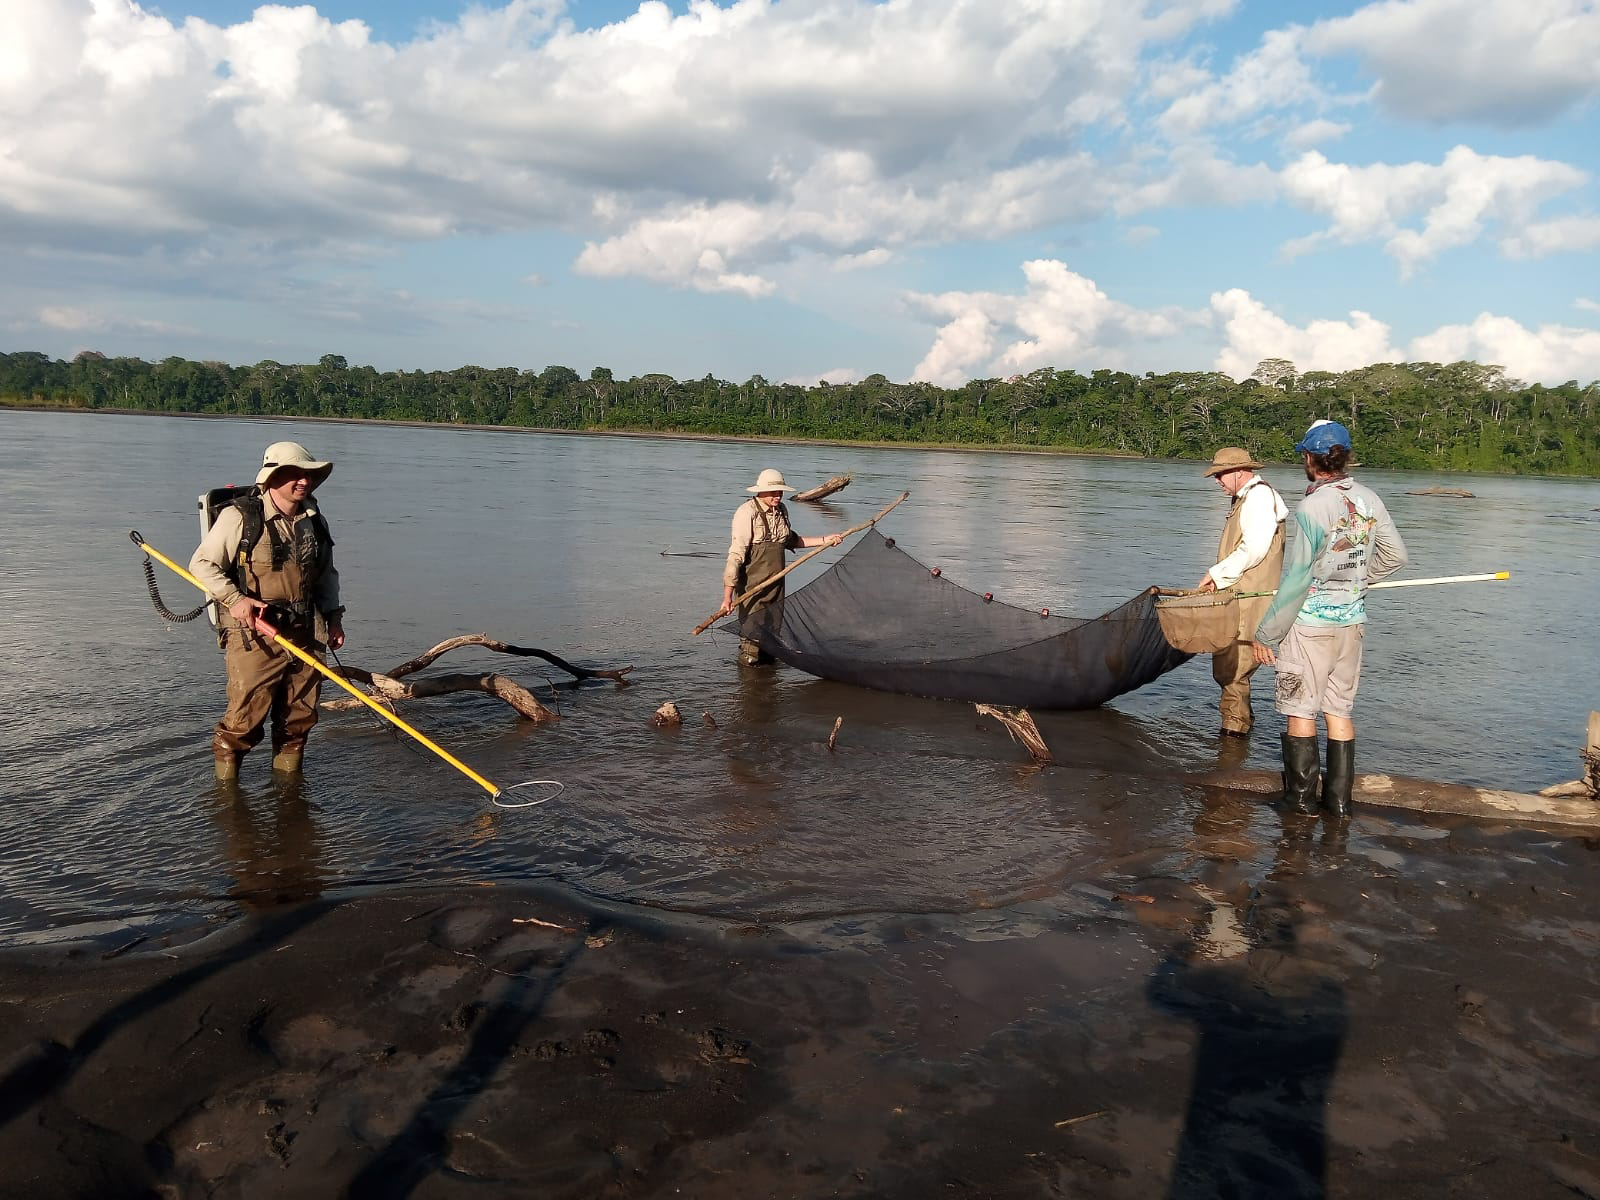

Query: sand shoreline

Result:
[4,815,1598,1199]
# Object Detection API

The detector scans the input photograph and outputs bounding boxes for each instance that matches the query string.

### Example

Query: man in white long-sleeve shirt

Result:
[1196,448,1288,735]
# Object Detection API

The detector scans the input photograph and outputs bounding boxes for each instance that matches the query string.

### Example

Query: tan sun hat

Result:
[746,468,796,494]
[1203,447,1263,478]
[256,441,333,488]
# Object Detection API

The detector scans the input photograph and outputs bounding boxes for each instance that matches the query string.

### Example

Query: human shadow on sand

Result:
[345,925,596,1200]
[1147,821,1349,1199]
[0,776,333,1131]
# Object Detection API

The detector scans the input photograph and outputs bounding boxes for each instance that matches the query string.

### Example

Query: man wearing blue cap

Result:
[1252,420,1408,819]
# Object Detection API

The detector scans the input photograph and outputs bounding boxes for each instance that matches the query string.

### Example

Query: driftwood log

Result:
[793,473,853,502]
[1406,487,1475,498]
[975,704,1052,762]
[1538,711,1600,801]
[324,635,634,723]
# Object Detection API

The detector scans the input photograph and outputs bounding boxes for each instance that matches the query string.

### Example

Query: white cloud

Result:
[0,0,1237,293]
[1281,118,1350,150]
[1157,28,1321,136]
[1210,288,1402,378]
[1306,0,1600,126]
[833,248,893,271]
[1409,313,1600,383]
[37,305,190,336]
[1577,298,1600,314]
[1501,215,1600,259]
[907,260,1189,386]
[1278,146,1587,276]
[906,268,1595,387]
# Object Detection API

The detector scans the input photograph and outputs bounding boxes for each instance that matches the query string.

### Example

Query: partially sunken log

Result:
[323,635,633,723]
[1406,486,1476,498]
[975,704,1052,762]
[331,665,558,722]
[1539,710,1600,801]
[379,635,634,684]
[792,473,853,502]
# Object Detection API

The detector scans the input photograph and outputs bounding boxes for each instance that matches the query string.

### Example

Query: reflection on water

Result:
[208,776,327,910]
[1,409,1596,940]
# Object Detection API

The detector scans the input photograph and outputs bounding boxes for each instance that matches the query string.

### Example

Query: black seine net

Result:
[725,529,1193,709]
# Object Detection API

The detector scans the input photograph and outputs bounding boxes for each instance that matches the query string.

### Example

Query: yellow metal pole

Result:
[131,531,503,799]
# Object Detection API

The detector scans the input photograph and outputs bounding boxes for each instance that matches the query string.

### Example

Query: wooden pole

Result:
[692,491,910,635]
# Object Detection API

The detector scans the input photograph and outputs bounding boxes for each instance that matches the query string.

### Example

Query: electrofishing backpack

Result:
[196,485,333,628]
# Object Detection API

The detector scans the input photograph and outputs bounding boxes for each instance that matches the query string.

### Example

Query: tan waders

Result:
[1213,641,1261,735]
[737,537,787,666]
[1211,480,1285,734]
[212,625,323,772]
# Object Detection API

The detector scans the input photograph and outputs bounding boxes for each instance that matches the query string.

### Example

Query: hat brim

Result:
[1203,460,1261,478]
[258,461,333,487]
[746,483,796,493]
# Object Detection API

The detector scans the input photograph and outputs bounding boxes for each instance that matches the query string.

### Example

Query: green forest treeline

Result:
[4,349,1597,475]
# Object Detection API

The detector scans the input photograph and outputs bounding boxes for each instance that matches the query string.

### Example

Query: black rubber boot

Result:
[1279,733,1321,815]
[1322,739,1355,820]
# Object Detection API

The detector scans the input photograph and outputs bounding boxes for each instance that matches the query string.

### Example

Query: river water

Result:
[1,409,1596,943]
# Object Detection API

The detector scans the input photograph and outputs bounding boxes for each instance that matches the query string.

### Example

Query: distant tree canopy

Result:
[3,349,1597,476]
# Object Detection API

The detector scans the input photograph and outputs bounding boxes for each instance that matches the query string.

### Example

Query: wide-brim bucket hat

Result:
[1203,447,1263,477]
[746,468,796,494]
[256,440,333,488]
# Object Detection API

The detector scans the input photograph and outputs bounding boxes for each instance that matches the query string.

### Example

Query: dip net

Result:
[725,529,1192,709]
[1151,590,1248,655]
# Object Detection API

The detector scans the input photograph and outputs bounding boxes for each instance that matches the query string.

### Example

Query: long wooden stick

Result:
[692,490,910,635]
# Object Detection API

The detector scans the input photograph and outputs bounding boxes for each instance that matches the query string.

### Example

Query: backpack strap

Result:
[231,490,267,576]
[230,490,335,578]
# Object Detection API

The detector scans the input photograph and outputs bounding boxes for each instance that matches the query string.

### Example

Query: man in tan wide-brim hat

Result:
[190,441,345,779]
[1195,447,1287,735]
[719,468,842,666]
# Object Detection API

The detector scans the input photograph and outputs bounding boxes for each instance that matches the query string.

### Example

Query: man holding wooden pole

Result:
[1252,421,1408,820]
[719,469,842,665]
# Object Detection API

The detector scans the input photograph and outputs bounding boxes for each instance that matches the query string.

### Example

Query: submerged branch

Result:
[380,634,635,683]
[327,663,559,722]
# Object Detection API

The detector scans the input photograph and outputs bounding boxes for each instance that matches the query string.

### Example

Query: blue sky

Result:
[3,0,1597,386]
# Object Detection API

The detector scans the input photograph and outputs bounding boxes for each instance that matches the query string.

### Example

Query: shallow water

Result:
[1,409,1595,942]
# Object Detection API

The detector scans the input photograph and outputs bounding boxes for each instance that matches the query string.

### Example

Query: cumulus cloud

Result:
[905,264,1596,386]
[1278,146,1587,276]
[0,0,1233,293]
[907,260,1190,386]
[1282,118,1350,150]
[1500,215,1600,259]
[1210,289,1403,378]
[1157,28,1321,136]
[1409,313,1600,383]
[1306,0,1600,126]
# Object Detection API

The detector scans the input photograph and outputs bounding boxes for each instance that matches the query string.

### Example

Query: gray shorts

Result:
[1274,623,1364,719]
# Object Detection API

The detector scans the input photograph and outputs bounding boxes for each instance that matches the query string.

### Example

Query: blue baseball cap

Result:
[1294,419,1352,455]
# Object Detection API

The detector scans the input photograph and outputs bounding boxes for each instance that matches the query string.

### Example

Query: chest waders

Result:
[738,508,789,662]
[1213,479,1286,735]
